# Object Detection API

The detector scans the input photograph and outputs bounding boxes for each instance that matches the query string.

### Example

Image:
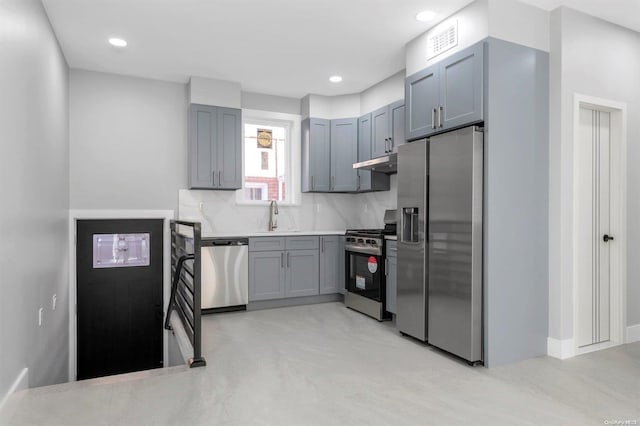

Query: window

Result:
[242,115,293,203]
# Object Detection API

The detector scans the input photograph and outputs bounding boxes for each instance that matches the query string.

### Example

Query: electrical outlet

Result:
[38,308,43,326]
[52,294,57,311]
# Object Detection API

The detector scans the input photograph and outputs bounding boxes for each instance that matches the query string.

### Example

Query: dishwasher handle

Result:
[201,238,249,247]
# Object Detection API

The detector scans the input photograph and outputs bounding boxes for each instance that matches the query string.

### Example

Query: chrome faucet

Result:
[268,200,279,231]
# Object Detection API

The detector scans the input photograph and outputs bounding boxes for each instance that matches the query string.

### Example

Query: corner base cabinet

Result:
[249,235,344,302]
[249,236,320,301]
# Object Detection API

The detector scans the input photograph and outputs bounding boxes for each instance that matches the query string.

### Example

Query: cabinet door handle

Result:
[281,252,284,267]
[357,175,361,191]
[385,258,388,276]
[389,137,394,150]
[212,171,216,186]
[287,252,290,268]
[321,237,325,252]
[311,175,314,190]
[439,106,443,128]
[331,176,335,190]
[431,108,436,129]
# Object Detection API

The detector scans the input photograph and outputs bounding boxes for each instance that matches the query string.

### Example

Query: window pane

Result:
[244,123,287,201]
[93,233,150,268]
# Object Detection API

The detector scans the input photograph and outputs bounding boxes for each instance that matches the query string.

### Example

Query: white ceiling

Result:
[40,0,475,98]
[41,0,640,99]
[518,0,640,32]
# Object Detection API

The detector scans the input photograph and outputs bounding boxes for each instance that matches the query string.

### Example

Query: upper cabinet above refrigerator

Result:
[405,42,484,141]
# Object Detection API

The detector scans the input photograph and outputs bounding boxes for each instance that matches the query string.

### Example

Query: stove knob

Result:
[370,240,376,245]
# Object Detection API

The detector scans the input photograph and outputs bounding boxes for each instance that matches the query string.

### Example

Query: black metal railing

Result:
[165,220,206,368]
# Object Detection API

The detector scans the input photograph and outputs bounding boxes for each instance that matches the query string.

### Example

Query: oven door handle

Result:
[345,246,383,256]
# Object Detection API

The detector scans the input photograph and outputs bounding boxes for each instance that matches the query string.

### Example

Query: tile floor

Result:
[2,302,639,425]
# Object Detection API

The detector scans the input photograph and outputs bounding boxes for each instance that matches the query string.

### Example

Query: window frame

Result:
[236,109,301,206]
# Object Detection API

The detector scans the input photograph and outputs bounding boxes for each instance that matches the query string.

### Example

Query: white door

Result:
[576,107,612,348]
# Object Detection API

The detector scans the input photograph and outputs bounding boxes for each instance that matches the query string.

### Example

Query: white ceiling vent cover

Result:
[427,20,458,60]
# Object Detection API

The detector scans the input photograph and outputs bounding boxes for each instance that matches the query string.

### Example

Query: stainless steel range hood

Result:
[352,153,397,174]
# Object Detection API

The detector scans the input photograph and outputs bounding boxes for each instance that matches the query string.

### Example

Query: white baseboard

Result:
[627,324,640,343]
[547,337,575,359]
[0,368,28,415]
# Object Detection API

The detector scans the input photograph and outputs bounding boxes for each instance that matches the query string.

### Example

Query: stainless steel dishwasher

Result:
[201,238,249,312]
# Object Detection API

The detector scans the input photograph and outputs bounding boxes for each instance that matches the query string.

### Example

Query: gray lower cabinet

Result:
[405,41,484,141]
[249,251,286,301]
[385,241,397,314]
[319,236,340,294]
[250,236,336,302]
[339,236,346,294]
[189,104,242,190]
[286,250,319,297]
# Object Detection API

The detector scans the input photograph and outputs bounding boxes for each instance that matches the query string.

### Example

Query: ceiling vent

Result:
[427,20,458,60]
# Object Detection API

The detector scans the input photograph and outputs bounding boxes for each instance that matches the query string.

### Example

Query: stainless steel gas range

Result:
[344,210,396,321]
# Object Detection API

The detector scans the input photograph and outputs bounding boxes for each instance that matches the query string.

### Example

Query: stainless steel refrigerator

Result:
[396,139,428,341]
[397,126,483,364]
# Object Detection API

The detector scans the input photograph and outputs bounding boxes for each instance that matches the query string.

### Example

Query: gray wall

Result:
[70,70,188,212]
[359,71,404,114]
[548,8,640,340]
[0,0,69,397]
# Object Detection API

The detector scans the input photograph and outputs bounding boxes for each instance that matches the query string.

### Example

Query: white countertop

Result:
[202,230,346,239]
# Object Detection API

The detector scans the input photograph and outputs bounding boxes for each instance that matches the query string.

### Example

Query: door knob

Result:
[603,234,615,242]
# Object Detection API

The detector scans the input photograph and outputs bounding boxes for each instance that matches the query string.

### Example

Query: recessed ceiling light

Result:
[108,38,127,47]
[329,75,343,83]
[416,10,436,22]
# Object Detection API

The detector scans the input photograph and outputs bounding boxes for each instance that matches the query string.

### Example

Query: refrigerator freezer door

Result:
[428,126,483,363]
[396,139,428,341]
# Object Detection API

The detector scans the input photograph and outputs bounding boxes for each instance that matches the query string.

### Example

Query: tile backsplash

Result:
[179,175,397,236]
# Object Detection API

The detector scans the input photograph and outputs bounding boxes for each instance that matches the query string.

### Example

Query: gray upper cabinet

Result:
[357,113,390,192]
[371,100,406,157]
[286,250,319,298]
[357,113,373,191]
[302,117,358,193]
[189,104,241,190]
[302,118,331,192]
[405,42,484,141]
[439,42,484,130]
[319,236,340,295]
[371,106,390,158]
[390,100,406,153]
[190,104,217,189]
[406,66,440,141]
[217,107,242,189]
[330,118,358,192]
[249,251,286,301]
